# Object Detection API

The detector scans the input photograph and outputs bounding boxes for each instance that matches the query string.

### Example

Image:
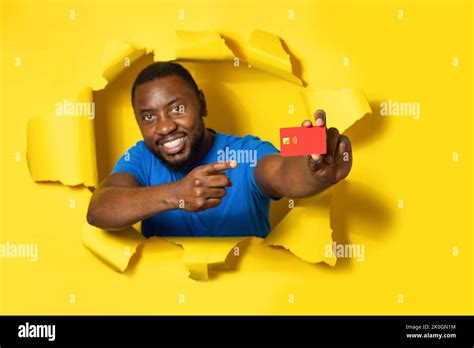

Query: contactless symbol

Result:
[292,136,297,144]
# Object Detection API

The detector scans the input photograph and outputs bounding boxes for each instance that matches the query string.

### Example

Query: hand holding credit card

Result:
[278,109,353,185]
[280,126,326,156]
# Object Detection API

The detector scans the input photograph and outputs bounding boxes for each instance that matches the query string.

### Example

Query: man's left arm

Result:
[254,109,352,199]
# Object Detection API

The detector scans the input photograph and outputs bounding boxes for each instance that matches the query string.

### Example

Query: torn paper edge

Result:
[300,88,372,133]
[263,190,337,266]
[161,237,251,280]
[82,222,147,273]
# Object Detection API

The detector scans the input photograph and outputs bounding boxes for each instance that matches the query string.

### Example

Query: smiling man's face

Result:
[133,75,206,171]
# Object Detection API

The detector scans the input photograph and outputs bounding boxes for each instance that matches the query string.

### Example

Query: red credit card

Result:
[280,126,327,157]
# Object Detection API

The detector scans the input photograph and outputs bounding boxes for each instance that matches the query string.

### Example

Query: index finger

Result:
[201,160,238,174]
[314,109,326,127]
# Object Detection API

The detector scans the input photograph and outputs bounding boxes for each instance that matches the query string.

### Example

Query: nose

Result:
[156,116,178,137]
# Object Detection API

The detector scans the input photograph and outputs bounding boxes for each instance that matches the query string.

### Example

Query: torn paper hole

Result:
[26,30,372,279]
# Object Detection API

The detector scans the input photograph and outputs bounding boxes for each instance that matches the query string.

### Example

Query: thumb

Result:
[309,154,324,172]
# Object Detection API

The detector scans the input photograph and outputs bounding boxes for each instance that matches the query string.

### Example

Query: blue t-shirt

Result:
[111,130,280,238]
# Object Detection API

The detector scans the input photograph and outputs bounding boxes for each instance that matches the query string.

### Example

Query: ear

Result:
[199,90,208,117]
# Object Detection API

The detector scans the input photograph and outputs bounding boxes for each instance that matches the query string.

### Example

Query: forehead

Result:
[134,75,196,109]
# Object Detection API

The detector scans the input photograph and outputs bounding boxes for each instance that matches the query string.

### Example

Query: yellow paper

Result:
[164,237,248,280]
[264,190,336,265]
[82,223,146,272]
[96,40,147,89]
[175,30,235,61]
[302,88,372,133]
[4,0,472,315]
[153,30,235,62]
[26,107,98,187]
[247,30,302,85]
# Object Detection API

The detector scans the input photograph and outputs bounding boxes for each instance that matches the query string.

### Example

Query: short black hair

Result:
[131,61,200,105]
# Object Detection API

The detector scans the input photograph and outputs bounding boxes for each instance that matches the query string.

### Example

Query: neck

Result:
[190,127,214,165]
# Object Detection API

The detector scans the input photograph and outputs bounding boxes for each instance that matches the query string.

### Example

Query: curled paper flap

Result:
[100,40,147,88]
[264,189,336,265]
[82,223,146,272]
[163,237,249,280]
[155,30,303,84]
[27,101,98,187]
[247,30,302,85]
[175,30,235,61]
[301,88,372,133]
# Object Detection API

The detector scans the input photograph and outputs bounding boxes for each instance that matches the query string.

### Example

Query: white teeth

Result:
[163,137,184,149]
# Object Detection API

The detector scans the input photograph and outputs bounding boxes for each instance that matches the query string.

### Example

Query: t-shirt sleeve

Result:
[111,141,148,187]
[245,136,281,200]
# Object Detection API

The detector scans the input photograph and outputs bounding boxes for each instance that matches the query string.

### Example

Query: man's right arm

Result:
[86,172,179,230]
[86,161,236,231]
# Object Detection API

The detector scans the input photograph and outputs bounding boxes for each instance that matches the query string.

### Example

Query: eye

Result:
[143,114,155,122]
[170,104,185,115]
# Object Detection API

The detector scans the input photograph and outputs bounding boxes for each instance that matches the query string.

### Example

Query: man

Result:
[87,62,352,238]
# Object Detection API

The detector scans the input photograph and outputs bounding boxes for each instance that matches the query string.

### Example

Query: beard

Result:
[153,120,204,172]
